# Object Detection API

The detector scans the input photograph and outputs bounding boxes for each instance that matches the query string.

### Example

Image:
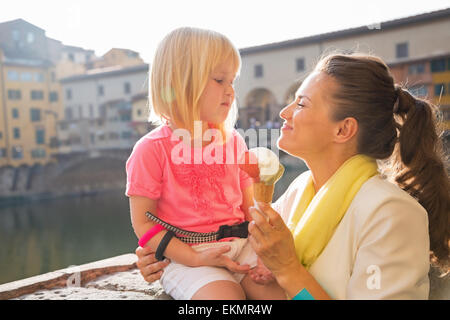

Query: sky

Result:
[1,0,449,62]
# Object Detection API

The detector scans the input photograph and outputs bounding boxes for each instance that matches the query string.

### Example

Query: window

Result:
[31,149,46,158]
[7,71,19,81]
[66,89,72,100]
[121,131,133,139]
[124,82,131,94]
[137,109,142,116]
[30,109,41,122]
[34,73,44,82]
[296,58,305,72]
[26,32,35,43]
[98,85,104,96]
[396,42,408,59]
[12,30,20,41]
[89,104,94,117]
[13,128,20,139]
[408,85,428,97]
[78,105,83,119]
[8,90,21,100]
[434,83,446,96]
[254,64,263,78]
[65,107,73,120]
[109,132,119,140]
[0,132,2,139]
[20,72,33,82]
[12,146,23,159]
[51,72,56,82]
[0,148,6,158]
[31,90,44,100]
[36,129,45,145]
[12,108,19,119]
[408,63,425,75]
[68,53,75,62]
[120,112,131,122]
[431,59,446,73]
[49,91,58,102]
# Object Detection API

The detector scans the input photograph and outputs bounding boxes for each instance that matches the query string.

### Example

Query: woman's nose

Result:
[279,104,292,120]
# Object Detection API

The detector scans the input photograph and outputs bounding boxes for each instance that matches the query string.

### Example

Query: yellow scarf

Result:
[287,154,378,269]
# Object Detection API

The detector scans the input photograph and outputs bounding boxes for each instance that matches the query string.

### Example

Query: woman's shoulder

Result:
[350,175,428,226]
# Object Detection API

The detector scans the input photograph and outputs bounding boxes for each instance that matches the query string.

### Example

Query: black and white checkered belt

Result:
[145,211,249,244]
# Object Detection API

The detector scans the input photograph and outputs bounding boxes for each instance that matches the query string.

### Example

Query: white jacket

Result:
[273,172,430,299]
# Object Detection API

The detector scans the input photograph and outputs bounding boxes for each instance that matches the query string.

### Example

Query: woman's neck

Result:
[305,149,358,193]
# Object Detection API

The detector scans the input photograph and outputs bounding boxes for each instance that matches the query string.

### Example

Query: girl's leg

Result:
[240,274,287,300]
[191,280,246,300]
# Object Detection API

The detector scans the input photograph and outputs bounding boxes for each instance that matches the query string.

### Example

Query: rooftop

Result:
[239,7,450,56]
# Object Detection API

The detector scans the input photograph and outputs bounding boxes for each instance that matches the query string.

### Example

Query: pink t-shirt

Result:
[125,125,253,235]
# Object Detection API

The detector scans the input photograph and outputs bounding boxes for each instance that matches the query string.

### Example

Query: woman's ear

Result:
[334,117,358,143]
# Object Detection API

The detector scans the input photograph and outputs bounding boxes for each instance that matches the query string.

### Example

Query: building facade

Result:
[235,8,450,130]
[58,64,149,155]
[0,19,64,168]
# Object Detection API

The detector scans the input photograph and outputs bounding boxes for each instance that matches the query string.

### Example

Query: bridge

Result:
[0,149,131,201]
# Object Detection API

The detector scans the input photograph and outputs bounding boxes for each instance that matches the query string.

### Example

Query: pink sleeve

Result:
[125,139,163,200]
[234,131,253,190]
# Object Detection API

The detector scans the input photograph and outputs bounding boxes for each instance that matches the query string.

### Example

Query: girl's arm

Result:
[130,195,250,273]
[130,195,198,266]
[240,184,254,221]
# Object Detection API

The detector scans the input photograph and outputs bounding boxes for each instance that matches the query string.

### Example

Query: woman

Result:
[135,53,449,299]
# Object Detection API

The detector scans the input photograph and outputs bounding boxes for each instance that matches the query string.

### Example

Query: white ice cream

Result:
[249,147,280,183]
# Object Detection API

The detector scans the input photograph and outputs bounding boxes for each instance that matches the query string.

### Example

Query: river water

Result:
[0,161,307,285]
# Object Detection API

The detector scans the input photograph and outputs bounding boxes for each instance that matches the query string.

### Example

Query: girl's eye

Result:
[215,79,223,84]
[296,103,305,108]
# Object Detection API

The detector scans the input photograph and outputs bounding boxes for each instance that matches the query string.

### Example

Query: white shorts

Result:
[160,238,258,300]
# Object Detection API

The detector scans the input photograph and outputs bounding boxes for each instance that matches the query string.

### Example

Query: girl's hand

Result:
[247,202,302,282]
[135,246,171,283]
[194,245,251,274]
[248,257,276,285]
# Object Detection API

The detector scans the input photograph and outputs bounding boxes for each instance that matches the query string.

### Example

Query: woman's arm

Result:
[248,202,331,300]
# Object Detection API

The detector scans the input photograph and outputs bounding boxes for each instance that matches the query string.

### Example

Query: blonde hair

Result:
[149,27,241,140]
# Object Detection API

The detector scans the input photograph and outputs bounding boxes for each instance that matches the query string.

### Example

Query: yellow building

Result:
[0,49,62,167]
[87,48,144,70]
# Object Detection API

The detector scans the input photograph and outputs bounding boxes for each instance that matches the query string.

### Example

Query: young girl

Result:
[125,27,286,300]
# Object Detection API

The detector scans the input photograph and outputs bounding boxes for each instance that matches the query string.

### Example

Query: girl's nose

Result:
[225,83,234,96]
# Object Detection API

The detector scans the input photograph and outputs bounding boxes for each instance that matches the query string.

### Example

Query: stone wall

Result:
[0,254,448,300]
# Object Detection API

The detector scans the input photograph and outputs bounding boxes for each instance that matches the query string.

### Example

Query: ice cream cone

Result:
[253,182,275,203]
[239,147,285,204]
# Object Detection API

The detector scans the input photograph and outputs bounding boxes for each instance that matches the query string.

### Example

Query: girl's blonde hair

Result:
[149,27,241,140]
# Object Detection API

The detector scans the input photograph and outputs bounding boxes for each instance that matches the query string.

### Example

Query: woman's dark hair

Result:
[315,53,449,272]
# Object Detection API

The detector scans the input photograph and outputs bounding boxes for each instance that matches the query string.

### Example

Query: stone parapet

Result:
[0,253,448,300]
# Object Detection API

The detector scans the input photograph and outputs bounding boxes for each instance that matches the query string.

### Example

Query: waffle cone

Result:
[253,182,275,203]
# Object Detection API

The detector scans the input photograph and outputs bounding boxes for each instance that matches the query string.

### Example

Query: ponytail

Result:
[392,86,450,270]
